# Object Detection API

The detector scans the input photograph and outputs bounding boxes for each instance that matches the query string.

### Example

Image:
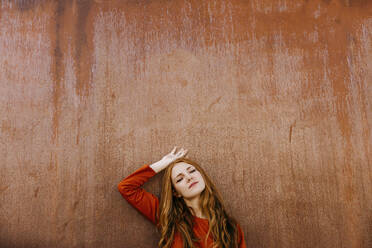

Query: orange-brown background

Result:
[0,0,371,247]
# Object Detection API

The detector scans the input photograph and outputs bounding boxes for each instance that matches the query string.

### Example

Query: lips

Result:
[189,181,198,189]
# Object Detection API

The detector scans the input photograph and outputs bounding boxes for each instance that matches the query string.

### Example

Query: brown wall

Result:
[0,0,371,247]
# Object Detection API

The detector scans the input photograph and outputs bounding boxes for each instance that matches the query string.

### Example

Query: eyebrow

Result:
[175,166,194,178]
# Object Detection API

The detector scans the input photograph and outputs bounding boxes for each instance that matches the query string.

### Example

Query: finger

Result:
[180,148,186,155]
[177,148,184,156]
[180,148,187,157]
[172,146,177,154]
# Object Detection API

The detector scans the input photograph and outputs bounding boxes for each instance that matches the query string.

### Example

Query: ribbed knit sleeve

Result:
[118,164,159,225]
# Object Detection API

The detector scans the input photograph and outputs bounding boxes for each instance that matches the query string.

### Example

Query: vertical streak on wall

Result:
[51,1,64,144]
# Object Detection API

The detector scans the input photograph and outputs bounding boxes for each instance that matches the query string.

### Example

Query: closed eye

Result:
[176,169,196,183]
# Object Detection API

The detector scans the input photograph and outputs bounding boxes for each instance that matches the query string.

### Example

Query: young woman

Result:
[118,146,247,248]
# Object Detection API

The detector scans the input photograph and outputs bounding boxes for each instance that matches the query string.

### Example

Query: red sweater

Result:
[118,164,247,248]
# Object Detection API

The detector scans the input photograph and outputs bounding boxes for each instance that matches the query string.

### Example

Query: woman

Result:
[118,146,247,248]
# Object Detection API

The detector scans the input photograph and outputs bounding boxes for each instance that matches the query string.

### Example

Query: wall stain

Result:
[0,185,10,195]
[28,171,38,179]
[342,0,372,7]
[207,96,222,112]
[72,200,79,211]
[51,0,65,145]
[74,0,93,97]
[50,0,95,145]
[34,186,39,198]
[15,0,42,12]
[1,120,16,139]
[76,114,82,145]
[289,120,296,143]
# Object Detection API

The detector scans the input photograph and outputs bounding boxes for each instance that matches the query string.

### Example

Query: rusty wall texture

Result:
[0,0,371,247]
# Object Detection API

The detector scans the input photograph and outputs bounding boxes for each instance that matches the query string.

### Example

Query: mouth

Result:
[189,181,198,189]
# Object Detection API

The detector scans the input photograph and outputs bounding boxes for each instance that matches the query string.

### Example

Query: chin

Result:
[186,186,205,198]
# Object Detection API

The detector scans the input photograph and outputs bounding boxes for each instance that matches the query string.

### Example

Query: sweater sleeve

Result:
[118,164,159,225]
[237,223,247,248]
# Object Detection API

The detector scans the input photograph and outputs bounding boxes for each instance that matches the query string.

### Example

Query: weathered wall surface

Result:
[0,0,371,247]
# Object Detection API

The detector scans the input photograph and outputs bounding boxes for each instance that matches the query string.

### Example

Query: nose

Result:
[185,173,193,182]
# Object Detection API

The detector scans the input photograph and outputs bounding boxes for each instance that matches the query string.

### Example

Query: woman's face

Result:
[171,162,206,199]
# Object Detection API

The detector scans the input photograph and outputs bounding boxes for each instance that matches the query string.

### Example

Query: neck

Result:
[183,195,206,219]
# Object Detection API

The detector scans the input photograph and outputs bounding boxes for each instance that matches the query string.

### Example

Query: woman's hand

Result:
[161,146,188,164]
[150,146,188,173]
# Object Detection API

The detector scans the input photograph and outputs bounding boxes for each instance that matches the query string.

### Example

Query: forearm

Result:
[149,158,169,173]
[117,164,159,225]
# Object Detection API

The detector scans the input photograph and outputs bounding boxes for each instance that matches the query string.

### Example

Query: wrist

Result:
[149,159,169,173]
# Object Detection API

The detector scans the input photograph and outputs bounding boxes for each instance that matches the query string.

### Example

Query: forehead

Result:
[171,162,194,178]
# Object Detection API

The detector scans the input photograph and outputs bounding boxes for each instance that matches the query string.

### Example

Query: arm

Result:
[149,158,170,173]
[118,164,159,225]
[118,147,188,224]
